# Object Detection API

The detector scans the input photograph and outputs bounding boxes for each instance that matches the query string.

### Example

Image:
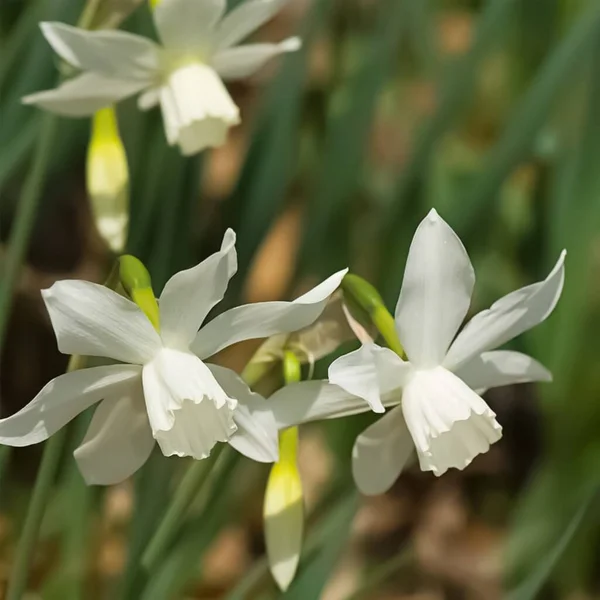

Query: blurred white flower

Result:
[265,210,566,493]
[0,229,346,485]
[22,0,301,155]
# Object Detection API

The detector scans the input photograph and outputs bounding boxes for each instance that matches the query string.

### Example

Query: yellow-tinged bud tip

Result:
[119,255,160,331]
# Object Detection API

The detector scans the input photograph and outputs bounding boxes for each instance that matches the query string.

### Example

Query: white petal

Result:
[153,0,225,50]
[215,0,290,50]
[191,269,348,359]
[328,343,408,413]
[40,22,159,79]
[42,280,161,364]
[265,381,402,429]
[0,365,141,447]
[142,348,237,459]
[401,366,502,476]
[212,38,301,80]
[208,364,278,462]
[159,62,240,155]
[444,251,566,370]
[74,387,154,485]
[352,407,414,496]
[22,73,147,117]
[454,350,552,392]
[138,87,160,111]
[159,229,237,349]
[395,209,475,368]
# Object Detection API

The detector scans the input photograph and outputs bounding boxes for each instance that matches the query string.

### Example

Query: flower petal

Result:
[401,366,502,476]
[159,229,237,349]
[328,343,408,413]
[153,0,225,50]
[159,63,240,155]
[138,87,160,111]
[208,364,278,462]
[0,365,141,447]
[352,406,414,496]
[395,209,475,368]
[22,73,147,117]
[74,387,155,485]
[215,0,290,50]
[42,280,161,364]
[265,381,402,430]
[40,22,159,79]
[212,38,301,80]
[142,348,237,459]
[444,251,566,370]
[191,269,348,359]
[454,350,552,392]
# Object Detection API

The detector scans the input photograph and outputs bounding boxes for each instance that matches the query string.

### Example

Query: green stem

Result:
[6,354,85,600]
[6,429,67,600]
[141,445,224,571]
[140,351,274,573]
[0,113,57,352]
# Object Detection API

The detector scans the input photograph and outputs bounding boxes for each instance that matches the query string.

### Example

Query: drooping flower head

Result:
[265,210,565,494]
[0,229,346,485]
[23,0,301,155]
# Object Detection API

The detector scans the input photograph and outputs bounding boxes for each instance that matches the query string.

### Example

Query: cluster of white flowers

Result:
[0,214,564,488]
[4,0,566,592]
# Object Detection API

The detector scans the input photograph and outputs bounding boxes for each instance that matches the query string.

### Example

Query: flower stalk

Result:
[263,350,304,591]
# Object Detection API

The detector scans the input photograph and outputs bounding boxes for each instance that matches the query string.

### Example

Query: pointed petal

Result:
[212,38,301,80]
[42,280,161,364]
[208,364,278,462]
[191,269,348,359]
[153,0,225,50]
[142,349,237,459]
[0,365,141,447]
[265,381,402,429]
[395,209,475,368]
[74,387,154,485]
[216,0,290,50]
[138,87,160,111]
[352,407,414,496]
[328,343,408,413]
[445,251,566,370]
[22,73,147,117]
[454,350,552,392]
[40,22,159,79]
[159,229,237,349]
[401,366,502,476]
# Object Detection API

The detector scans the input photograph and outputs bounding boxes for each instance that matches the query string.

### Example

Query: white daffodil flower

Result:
[0,229,346,485]
[22,0,300,155]
[264,210,565,494]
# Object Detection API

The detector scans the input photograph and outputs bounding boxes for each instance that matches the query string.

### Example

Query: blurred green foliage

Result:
[1,0,600,598]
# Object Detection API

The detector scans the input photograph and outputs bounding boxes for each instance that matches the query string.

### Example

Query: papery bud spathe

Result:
[86,106,129,253]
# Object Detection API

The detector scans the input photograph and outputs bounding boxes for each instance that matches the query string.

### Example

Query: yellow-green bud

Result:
[341,273,405,358]
[119,255,160,331]
[283,350,301,385]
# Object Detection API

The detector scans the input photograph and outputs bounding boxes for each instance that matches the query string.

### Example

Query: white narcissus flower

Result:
[264,210,565,494]
[22,0,300,155]
[0,229,347,485]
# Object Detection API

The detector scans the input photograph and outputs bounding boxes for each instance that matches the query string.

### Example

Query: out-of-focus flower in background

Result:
[22,0,301,155]
[86,106,129,254]
[266,210,565,494]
